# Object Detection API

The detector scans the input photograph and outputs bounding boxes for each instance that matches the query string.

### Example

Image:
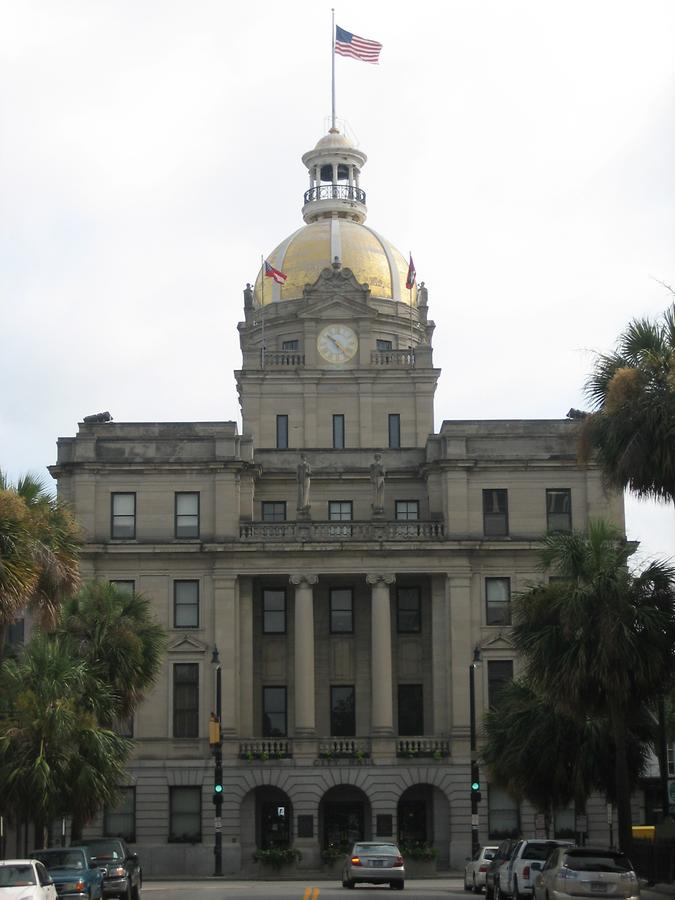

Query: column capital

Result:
[290,573,319,587]
[366,573,396,586]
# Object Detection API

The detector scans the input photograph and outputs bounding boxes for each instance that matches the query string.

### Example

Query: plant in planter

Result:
[253,846,302,870]
[321,845,348,865]
[399,841,439,862]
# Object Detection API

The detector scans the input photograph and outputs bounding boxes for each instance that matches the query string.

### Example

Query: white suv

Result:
[497,839,574,900]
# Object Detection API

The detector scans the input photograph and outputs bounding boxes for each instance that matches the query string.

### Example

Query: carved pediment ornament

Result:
[168,635,208,653]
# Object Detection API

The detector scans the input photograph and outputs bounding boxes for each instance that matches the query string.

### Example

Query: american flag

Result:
[264,260,287,285]
[406,254,416,290]
[335,25,382,64]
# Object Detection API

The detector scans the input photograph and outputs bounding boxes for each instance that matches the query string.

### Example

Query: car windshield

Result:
[524,844,559,861]
[564,852,632,873]
[484,850,496,860]
[86,842,122,860]
[354,844,398,855]
[0,865,37,886]
[33,850,86,870]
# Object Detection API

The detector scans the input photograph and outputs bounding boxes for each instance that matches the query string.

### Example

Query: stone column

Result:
[290,574,318,734]
[238,576,254,737]
[213,574,238,735]
[367,573,396,735]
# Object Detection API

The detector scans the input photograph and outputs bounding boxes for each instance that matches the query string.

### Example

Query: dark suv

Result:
[74,839,141,900]
[485,838,520,900]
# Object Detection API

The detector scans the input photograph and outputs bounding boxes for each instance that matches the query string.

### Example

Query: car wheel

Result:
[343,879,355,889]
[513,878,521,900]
[132,883,142,900]
[389,880,404,890]
[464,873,473,891]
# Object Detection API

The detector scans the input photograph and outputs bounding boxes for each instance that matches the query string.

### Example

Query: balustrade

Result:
[239,520,445,541]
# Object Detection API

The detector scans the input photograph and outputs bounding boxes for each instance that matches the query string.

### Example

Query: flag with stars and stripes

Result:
[335,25,382,64]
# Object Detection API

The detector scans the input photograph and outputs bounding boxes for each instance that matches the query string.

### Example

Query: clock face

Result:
[317,323,358,364]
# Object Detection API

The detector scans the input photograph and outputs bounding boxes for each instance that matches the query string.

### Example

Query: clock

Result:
[317,323,358,364]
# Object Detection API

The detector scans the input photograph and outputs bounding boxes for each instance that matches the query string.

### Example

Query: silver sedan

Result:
[341,841,405,890]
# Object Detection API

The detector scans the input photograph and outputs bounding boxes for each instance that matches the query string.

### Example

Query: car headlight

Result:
[107,865,127,877]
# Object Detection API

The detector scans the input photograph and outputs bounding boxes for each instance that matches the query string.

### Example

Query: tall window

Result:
[173,663,199,738]
[398,684,423,735]
[262,501,286,522]
[328,500,353,536]
[282,339,299,351]
[333,414,345,449]
[174,580,199,628]
[397,587,421,633]
[488,784,520,839]
[276,415,289,449]
[377,339,393,351]
[104,787,136,842]
[488,660,514,709]
[111,493,136,539]
[388,413,401,449]
[483,489,508,537]
[485,578,511,626]
[547,489,572,532]
[263,589,286,633]
[169,786,201,843]
[262,686,287,737]
[395,500,419,521]
[330,685,355,736]
[330,588,353,633]
[109,580,135,595]
[175,492,199,538]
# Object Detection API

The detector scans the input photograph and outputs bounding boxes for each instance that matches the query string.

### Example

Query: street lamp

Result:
[469,646,482,857]
[210,646,223,877]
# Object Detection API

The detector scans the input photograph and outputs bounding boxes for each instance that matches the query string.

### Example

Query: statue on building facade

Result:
[297,453,311,511]
[370,453,385,513]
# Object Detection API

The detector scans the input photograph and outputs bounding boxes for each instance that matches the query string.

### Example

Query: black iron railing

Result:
[304,185,366,204]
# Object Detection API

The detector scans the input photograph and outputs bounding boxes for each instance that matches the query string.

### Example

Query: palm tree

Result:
[0,487,38,653]
[582,303,675,504]
[512,520,675,852]
[59,580,166,723]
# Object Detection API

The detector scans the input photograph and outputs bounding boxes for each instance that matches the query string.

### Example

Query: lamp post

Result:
[210,647,223,877]
[469,646,482,857]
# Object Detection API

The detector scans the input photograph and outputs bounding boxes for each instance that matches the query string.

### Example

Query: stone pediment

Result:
[168,635,208,654]
[479,632,515,651]
[301,265,372,310]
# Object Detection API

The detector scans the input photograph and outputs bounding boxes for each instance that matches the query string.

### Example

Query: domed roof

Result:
[313,128,354,151]
[254,219,418,306]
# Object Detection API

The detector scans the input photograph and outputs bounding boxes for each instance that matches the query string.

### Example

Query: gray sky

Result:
[2,0,674,566]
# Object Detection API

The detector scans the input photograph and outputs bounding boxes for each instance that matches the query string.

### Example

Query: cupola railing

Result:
[303,185,366,204]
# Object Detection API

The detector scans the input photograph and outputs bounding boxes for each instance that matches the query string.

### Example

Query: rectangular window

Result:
[174,580,199,628]
[488,784,520,840]
[7,618,25,646]
[395,500,419,521]
[169,786,201,843]
[483,489,509,537]
[263,589,286,633]
[175,492,199,539]
[398,684,423,735]
[262,686,287,737]
[262,501,287,522]
[276,415,289,449]
[488,659,514,709]
[377,339,393,351]
[388,414,401,449]
[328,501,353,521]
[330,588,353,633]
[173,663,199,738]
[554,806,576,839]
[114,713,134,738]
[109,580,135,595]
[547,489,572,532]
[486,577,511,626]
[282,339,299,351]
[397,587,421,633]
[333,414,345,449]
[111,493,136,539]
[331,685,355,736]
[104,786,136,842]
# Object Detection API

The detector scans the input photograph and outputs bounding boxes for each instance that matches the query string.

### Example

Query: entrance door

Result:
[260,801,290,848]
[324,802,364,850]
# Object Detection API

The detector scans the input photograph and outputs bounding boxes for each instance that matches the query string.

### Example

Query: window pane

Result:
[7,618,25,646]
[397,587,421,632]
[174,581,199,628]
[398,684,423,735]
[282,339,299,351]
[111,493,135,539]
[395,501,419,521]
[328,501,352,521]
[113,493,135,516]
[110,580,135,595]
[176,492,199,538]
[388,414,401,449]
[276,415,289,449]
[331,685,355,736]
[169,786,201,842]
[486,578,511,626]
[488,660,513,709]
[377,339,393,351]
[330,588,353,633]
[262,502,286,522]
[263,589,286,633]
[173,663,198,738]
[483,489,508,537]
[104,787,136,842]
[547,489,572,531]
[263,686,287,736]
[333,414,345,449]
[488,784,520,839]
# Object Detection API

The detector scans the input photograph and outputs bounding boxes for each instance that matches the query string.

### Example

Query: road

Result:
[141,875,460,898]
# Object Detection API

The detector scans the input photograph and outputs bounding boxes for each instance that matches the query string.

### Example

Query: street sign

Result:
[607,803,613,824]
[471,814,479,826]
[214,817,222,830]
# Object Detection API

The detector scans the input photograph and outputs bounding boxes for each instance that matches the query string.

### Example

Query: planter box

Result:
[403,858,438,877]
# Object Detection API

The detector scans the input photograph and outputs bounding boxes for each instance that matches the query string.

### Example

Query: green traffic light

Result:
[214,784,224,794]
[471,781,480,791]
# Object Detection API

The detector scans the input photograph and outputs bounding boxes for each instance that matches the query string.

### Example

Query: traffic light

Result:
[471,763,482,803]
[213,781,224,804]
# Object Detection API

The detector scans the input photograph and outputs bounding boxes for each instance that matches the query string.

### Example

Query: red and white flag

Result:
[335,25,382,64]
[405,254,416,290]
[264,260,287,285]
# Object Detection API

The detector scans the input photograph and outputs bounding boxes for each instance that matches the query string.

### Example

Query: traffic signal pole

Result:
[210,649,224,877]
[469,647,481,857]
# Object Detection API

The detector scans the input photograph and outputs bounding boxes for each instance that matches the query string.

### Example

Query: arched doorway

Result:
[319,785,372,853]
[397,783,450,867]
[240,785,293,870]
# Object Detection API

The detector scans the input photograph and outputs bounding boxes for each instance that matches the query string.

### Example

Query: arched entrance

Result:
[397,783,450,867]
[319,785,372,853]
[240,785,293,872]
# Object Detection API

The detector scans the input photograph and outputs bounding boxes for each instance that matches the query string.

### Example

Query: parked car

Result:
[486,839,521,900]
[532,846,640,900]
[498,840,575,900]
[341,841,405,890]
[465,846,499,892]
[71,840,141,900]
[0,859,57,899]
[31,847,104,900]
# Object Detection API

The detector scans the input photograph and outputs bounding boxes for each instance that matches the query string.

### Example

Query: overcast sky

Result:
[2,0,674,566]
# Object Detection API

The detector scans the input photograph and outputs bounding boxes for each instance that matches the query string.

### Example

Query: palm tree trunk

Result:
[610,705,633,853]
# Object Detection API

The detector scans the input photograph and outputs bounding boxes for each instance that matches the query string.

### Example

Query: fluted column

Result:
[290,574,318,735]
[367,573,396,735]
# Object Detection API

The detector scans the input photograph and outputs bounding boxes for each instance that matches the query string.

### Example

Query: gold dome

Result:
[255,219,417,306]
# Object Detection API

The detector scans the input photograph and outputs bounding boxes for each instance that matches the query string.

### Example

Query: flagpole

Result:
[260,255,266,368]
[331,8,336,130]
[409,250,413,351]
